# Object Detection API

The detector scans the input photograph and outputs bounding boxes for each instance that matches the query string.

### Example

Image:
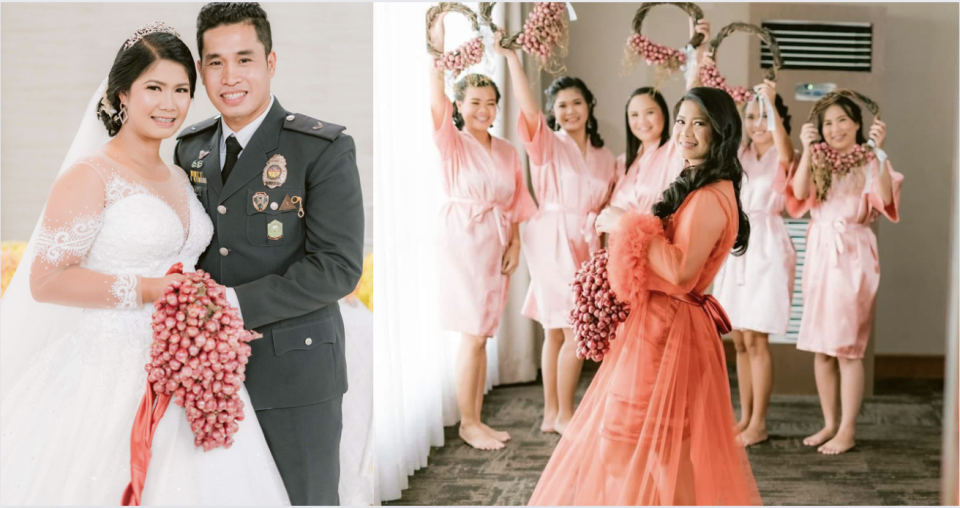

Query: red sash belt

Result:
[671,292,732,336]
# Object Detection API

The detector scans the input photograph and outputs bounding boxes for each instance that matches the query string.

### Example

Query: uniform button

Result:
[270,202,279,210]
[286,114,295,121]
[217,205,227,214]
[305,338,313,346]
[219,247,229,256]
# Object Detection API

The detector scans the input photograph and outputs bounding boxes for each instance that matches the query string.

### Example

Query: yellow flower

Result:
[1,242,28,297]
[355,253,373,312]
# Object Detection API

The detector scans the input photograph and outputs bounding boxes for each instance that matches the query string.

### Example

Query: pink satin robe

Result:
[517,112,617,329]
[434,102,537,337]
[713,145,797,334]
[785,158,903,358]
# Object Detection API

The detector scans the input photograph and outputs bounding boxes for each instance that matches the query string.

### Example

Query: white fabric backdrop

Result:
[372,2,540,503]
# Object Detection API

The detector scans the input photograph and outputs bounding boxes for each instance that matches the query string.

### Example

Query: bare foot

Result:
[739,425,769,447]
[818,430,855,455]
[460,424,505,450]
[541,409,558,433]
[554,415,572,435]
[803,426,838,447]
[479,422,511,442]
[735,418,750,433]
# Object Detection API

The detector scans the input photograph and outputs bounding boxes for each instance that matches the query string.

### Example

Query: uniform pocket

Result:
[246,188,303,246]
[271,316,337,356]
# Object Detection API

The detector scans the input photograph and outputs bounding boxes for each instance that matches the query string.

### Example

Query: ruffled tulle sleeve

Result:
[432,101,462,161]
[608,186,730,302]
[607,212,664,305]
[29,162,143,309]
[516,110,556,166]
[506,148,537,223]
[867,158,903,223]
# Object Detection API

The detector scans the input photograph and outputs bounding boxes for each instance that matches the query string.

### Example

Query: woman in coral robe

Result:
[429,15,536,451]
[497,39,616,435]
[786,94,902,455]
[529,87,760,506]
[713,79,797,446]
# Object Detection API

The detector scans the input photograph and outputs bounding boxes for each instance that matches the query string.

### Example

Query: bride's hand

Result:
[142,273,188,303]
[595,207,626,234]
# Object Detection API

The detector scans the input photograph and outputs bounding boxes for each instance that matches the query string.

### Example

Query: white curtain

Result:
[372,2,539,503]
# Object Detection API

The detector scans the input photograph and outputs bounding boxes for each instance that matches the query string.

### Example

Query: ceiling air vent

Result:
[760,20,872,72]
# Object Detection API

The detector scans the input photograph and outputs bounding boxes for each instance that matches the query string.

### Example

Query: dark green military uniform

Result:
[175,99,363,506]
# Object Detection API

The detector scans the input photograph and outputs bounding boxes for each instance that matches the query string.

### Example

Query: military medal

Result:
[191,159,203,169]
[252,192,269,212]
[267,220,284,240]
[279,195,296,211]
[262,154,288,189]
[199,150,210,160]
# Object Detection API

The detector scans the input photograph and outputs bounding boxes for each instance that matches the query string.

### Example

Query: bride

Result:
[0,22,290,506]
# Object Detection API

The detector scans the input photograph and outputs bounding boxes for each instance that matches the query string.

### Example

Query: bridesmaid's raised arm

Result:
[428,13,450,131]
[495,31,540,136]
[791,123,819,201]
[686,18,711,91]
[756,80,795,165]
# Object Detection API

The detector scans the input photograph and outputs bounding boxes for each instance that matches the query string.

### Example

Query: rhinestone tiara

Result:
[123,21,182,50]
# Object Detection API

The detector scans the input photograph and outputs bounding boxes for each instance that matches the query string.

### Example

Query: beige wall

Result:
[1,2,373,252]
[555,2,750,158]
[558,3,956,356]
[863,2,957,356]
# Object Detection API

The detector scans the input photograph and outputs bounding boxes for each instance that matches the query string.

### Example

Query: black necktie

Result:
[222,134,242,184]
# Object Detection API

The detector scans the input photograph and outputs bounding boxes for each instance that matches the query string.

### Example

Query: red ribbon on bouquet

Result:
[122,262,182,506]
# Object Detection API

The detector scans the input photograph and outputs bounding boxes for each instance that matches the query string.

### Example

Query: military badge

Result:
[252,192,269,212]
[262,154,288,189]
[267,220,284,240]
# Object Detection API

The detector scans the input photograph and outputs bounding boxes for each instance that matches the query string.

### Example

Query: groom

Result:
[174,3,364,505]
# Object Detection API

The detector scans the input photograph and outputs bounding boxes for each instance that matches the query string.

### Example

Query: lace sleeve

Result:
[29,162,142,309]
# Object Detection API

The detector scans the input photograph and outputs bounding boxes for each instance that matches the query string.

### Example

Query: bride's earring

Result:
[117,104,128,126]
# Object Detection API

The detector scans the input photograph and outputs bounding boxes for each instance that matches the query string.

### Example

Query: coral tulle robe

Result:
[608,141,683,214]
[713,145,797,334]
[785,158,903,359]
[433,102,536,337]
[529,181,761,506]
[518,112,617,329]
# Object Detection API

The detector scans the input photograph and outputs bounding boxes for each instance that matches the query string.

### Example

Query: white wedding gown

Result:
[0,153,290,506]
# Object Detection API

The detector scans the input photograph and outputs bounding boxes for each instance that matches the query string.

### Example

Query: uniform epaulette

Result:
[280,112,346,142]
[177,115,221,139]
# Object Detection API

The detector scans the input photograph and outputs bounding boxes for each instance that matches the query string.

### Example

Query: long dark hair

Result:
[544,76,604,148]
[452,73,501,131]
[814,95,866,146]
[652,87,750,256]
[624,87,670,173]
[98,32,197,136]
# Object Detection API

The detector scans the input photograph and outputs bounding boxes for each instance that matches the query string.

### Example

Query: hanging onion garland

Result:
[623,2,705,86]
[700,22,783,105]
[481,2,571,75]
[426,3,485,78]
[806,89,883,201]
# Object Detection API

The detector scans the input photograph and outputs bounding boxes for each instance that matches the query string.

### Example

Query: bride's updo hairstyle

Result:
[98,27,197,136]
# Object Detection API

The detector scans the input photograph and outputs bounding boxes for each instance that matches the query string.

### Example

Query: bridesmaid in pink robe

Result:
[786,94,902,455]
[605,18,712,218]
[429,16,536,451]
[607,88,683,215]
[713,80,797,446]
[497,39,617,435]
